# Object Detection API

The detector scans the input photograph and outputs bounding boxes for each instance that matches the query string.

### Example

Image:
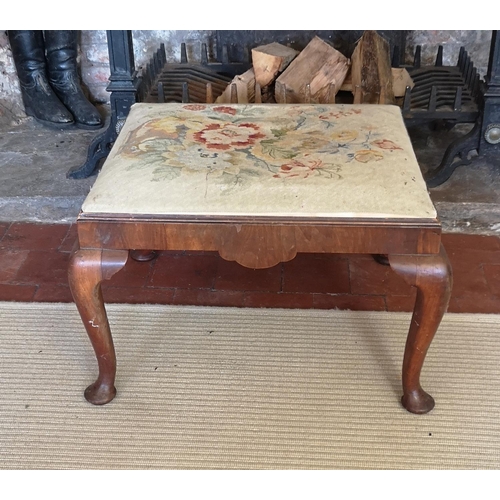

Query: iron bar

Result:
[182,82,189,102]
[435,46,443,66]
[181,43,188,63]
[453,87,462,111]
[157,82,165,103]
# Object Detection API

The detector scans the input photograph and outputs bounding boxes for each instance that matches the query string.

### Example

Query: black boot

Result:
[44,30,103,130]
[7,30,74,128]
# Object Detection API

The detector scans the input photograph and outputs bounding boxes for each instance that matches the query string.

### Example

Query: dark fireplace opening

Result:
[68,30,497,189]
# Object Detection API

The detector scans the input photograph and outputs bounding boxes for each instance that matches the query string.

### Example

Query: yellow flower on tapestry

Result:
[354,149,384,163]
[117,115,206,157]
[331,130,358,143]
[251,129,333,162]
[144,117,182,137]
[291,131,333,151]
[115,118,179,156]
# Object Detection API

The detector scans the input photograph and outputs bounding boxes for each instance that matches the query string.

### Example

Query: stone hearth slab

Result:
[1,111,500,235]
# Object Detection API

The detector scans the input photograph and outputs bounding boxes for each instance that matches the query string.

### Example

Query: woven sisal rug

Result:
[0,302,499,469]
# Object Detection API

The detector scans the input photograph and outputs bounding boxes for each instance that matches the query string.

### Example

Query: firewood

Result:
[274,36,350,104]
[215,68,256,104]
[391,67,414,97]
[350,30,395,104]
[340,67,414,98]
[205,82,213,103]
[340,67,352,92]
[251,42,299,88]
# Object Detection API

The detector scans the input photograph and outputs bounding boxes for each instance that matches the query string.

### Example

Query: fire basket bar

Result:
[402,45,481,127]
[424,30,500,187]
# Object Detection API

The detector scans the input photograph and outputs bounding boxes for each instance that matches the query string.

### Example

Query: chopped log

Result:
[251,42,299,88]
[215,68,256,104]
[392,67,414,97]
[340,67,414,97]
[255,83,262,103]
[260,85,275,103]
[275,36,350,104]
[350,30,395,104]
[340,67,352,92]
[205,82,213,103]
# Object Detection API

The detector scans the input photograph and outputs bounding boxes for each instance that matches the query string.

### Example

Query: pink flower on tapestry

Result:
[371,139,402,150]
[319,109,362,120]
[183,104,206,111]
[193,123,266,151]
[213,106,237,115]
[273,159,323,179]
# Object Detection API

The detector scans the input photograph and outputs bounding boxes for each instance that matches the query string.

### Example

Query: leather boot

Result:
[44,30,103,130]
[7,30,74,128]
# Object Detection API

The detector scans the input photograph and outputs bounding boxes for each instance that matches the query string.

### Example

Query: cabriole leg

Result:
[389,245,452,414]
[68,247,129,405]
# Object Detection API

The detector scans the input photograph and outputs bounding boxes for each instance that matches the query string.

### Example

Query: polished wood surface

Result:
[69,215,451,412]
[76,217,441,269]
[68,248,128,404]
[130,249,158,262]
[389,245,452,413]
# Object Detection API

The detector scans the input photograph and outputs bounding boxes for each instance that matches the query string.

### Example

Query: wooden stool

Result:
[69,102,452,414]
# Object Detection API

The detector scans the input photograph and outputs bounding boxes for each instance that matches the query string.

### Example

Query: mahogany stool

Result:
[68,102,452,414]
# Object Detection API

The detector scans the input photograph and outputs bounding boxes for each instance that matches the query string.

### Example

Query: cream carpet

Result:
[0,302,499,470]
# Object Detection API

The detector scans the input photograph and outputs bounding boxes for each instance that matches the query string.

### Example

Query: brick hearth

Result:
[1,222,499,314]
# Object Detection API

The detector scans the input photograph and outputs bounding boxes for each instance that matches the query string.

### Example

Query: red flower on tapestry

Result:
[273,159,323,179]
[371,139,402,150]
[319,109,362,120]
[183,104,206,111]
[193,123,266,151]
[213,106,237,115]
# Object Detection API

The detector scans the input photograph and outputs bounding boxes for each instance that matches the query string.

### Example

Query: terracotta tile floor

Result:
[1,222,500,313]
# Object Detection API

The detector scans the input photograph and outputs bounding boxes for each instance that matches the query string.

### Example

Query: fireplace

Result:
[67,30,496,187]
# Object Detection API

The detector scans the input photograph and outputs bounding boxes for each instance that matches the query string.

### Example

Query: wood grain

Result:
[76,217,442,268]
[216,68,256,104]
[351,30,395,104]
[68,247,129,405]
[275,36,350,104]
[389,244,452,414]
[251,42,299,87]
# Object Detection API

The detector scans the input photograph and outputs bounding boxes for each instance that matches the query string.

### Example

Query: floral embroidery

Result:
[183,104,206,111]
[319,109,362,120]
[117,104,409,191]
[159,146,240,174]
[354,149,384,163]
[331,130,358,143]
[192,123,266,151]
[273,158,323,179]
[371,139,402,150]
[213,106,237,115]
[252,129,333,161]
